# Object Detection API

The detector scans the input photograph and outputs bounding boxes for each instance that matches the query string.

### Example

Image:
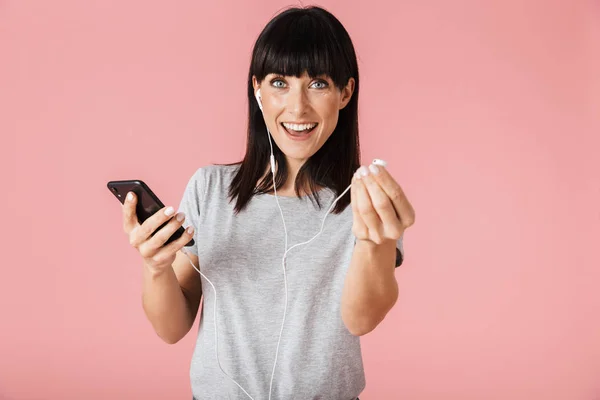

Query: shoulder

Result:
[187,163,240,187]
[199,163,239,179]
[178,163,240,216]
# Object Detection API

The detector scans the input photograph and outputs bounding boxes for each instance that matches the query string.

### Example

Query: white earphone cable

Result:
[265,125,352,400]
[182,254,256,400]
[182,96,352,399]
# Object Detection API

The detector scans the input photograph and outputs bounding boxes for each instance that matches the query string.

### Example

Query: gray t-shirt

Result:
[177,164,404,400]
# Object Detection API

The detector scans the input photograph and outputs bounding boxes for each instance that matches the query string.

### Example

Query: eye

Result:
[271,79,286,88]
[311,80,329,89]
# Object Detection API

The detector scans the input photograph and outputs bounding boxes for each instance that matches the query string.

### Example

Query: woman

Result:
[121,6,415,399]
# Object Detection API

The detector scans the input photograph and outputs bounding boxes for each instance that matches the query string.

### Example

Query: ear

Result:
[339,77,355,110]
[252,75,260,96]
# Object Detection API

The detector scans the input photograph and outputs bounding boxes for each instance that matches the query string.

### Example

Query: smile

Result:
[281,122,318,132]
[280,122,318,141]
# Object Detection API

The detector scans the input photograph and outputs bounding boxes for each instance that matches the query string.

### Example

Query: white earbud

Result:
[255,89,263,112]
[255,88,273,173]
[372,158,388,167]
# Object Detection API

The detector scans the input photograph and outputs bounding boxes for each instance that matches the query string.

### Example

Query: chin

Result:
[277,147,312,161]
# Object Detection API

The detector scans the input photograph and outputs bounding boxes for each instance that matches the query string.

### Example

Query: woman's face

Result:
[253,72,354,168]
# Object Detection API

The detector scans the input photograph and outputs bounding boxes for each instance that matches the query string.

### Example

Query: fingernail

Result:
[372,159,388,167]
[176,212,185,222]
[126,192,133,202]
[368,164,380,175]
[164,206,175,216]
[358,166,369,177]
[187,226,195,234]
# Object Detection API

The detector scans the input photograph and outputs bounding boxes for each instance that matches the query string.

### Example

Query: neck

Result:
[285,157,303,185]
[263,157,317,197]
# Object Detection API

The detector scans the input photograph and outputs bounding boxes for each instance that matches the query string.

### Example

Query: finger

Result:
[354,167,384,243]
[139,205,177,237]
[144,212,187,250]
[351,173,368,239]
[362,165,404,239]
[369,163,415,227]
[154,224,196,261]
[130,205,177,248]
[122,192,140,234]
[139,213,191,258]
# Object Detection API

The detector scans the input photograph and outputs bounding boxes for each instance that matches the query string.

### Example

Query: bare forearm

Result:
[142,265,196,344]
[341,239,398,336]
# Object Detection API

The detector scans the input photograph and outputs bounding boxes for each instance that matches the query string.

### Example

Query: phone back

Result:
[107,180,164,223]
[107,179,194,247]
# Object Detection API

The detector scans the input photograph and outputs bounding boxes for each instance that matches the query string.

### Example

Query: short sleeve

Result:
[176,168,205,256]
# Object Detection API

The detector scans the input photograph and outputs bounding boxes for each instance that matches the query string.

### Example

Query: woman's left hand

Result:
[351,161,415,245]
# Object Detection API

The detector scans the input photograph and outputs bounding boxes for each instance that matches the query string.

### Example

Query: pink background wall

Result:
[2,0,599,399]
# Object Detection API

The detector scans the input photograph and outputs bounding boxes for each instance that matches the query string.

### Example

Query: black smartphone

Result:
[107,179,195,247]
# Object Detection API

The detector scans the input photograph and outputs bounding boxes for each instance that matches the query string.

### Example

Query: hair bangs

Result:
[252,13,350,88]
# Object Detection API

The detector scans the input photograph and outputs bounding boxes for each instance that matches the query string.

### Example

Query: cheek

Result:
[319,102,341,131]
[270,92,287,108]
[264,96,285,127]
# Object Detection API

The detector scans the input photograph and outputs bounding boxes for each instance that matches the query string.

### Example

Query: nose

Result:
[286,86,309,117]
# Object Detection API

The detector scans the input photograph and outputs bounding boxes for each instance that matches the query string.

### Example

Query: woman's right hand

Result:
[122,191,195,275]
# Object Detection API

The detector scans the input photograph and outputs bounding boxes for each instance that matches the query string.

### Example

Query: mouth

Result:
[280,122,318,139]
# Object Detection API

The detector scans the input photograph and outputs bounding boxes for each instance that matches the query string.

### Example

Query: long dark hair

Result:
[227,6,361,214]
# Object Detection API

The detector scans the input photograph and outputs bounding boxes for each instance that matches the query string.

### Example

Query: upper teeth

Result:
[283,122,317,131]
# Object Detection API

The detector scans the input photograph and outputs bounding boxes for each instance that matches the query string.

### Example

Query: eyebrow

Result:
[267,73,331,80]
